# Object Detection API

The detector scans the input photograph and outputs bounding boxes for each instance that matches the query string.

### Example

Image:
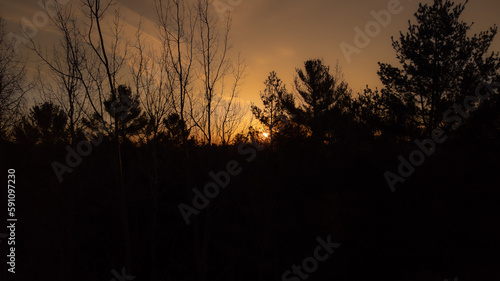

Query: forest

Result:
[0,0,499,280]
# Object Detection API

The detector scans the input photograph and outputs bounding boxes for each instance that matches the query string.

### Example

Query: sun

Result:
[262,132,269,138]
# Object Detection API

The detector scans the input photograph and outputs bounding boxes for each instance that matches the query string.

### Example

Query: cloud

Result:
[277,47,295,57]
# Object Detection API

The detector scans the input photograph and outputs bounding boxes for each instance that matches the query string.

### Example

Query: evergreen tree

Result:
[162,113,190,146]
[288,59,351,141]
[14,102,68,146]
[251,71,291,145]
[104,85,149,142]
[378,0,500,135]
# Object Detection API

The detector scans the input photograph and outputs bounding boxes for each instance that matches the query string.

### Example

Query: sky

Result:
[1,0,500,108]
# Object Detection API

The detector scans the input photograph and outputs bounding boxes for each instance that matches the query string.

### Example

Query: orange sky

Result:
[2,0,499,109]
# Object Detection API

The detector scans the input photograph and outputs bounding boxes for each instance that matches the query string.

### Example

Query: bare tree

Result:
[20,4,90,279]
[196,0,231,145]
[130,21,181,281]
[82,0,127,125]
[28,1,88,144]
[215,55,247,145]
[0,17,29,140]
[130,21,173,141]
[80,0,132,274]
[156,0,196,126]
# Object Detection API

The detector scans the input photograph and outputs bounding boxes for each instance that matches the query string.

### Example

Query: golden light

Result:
[263,132,269,138]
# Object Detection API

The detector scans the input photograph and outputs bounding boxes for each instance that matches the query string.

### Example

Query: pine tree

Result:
[378,0,500,135]
[104,85,149,142]
[291,59,351,140]
[251,71,291,146]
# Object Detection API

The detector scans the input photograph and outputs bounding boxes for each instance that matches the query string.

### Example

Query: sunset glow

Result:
[1,0,499,279]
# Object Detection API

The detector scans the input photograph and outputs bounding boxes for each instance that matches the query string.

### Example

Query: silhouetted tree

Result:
[156,0,196,125]
[79,1,132,274]
[215,57,247,146]
[0,18,28,141]
[14,102,68,146]
[195,0,231,145]
[378,0,500,136]
[286,59,352,141]
[28,3,87,145]
[162,112,190,146]
[251,71,291,146]
[353,86,418,139]
[104,84,149,142]
[130,22,173,143]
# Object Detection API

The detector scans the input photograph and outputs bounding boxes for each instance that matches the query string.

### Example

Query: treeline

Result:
[1,0,499,148]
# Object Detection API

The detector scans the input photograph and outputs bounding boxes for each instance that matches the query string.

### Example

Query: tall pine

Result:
[378,0,500,135]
